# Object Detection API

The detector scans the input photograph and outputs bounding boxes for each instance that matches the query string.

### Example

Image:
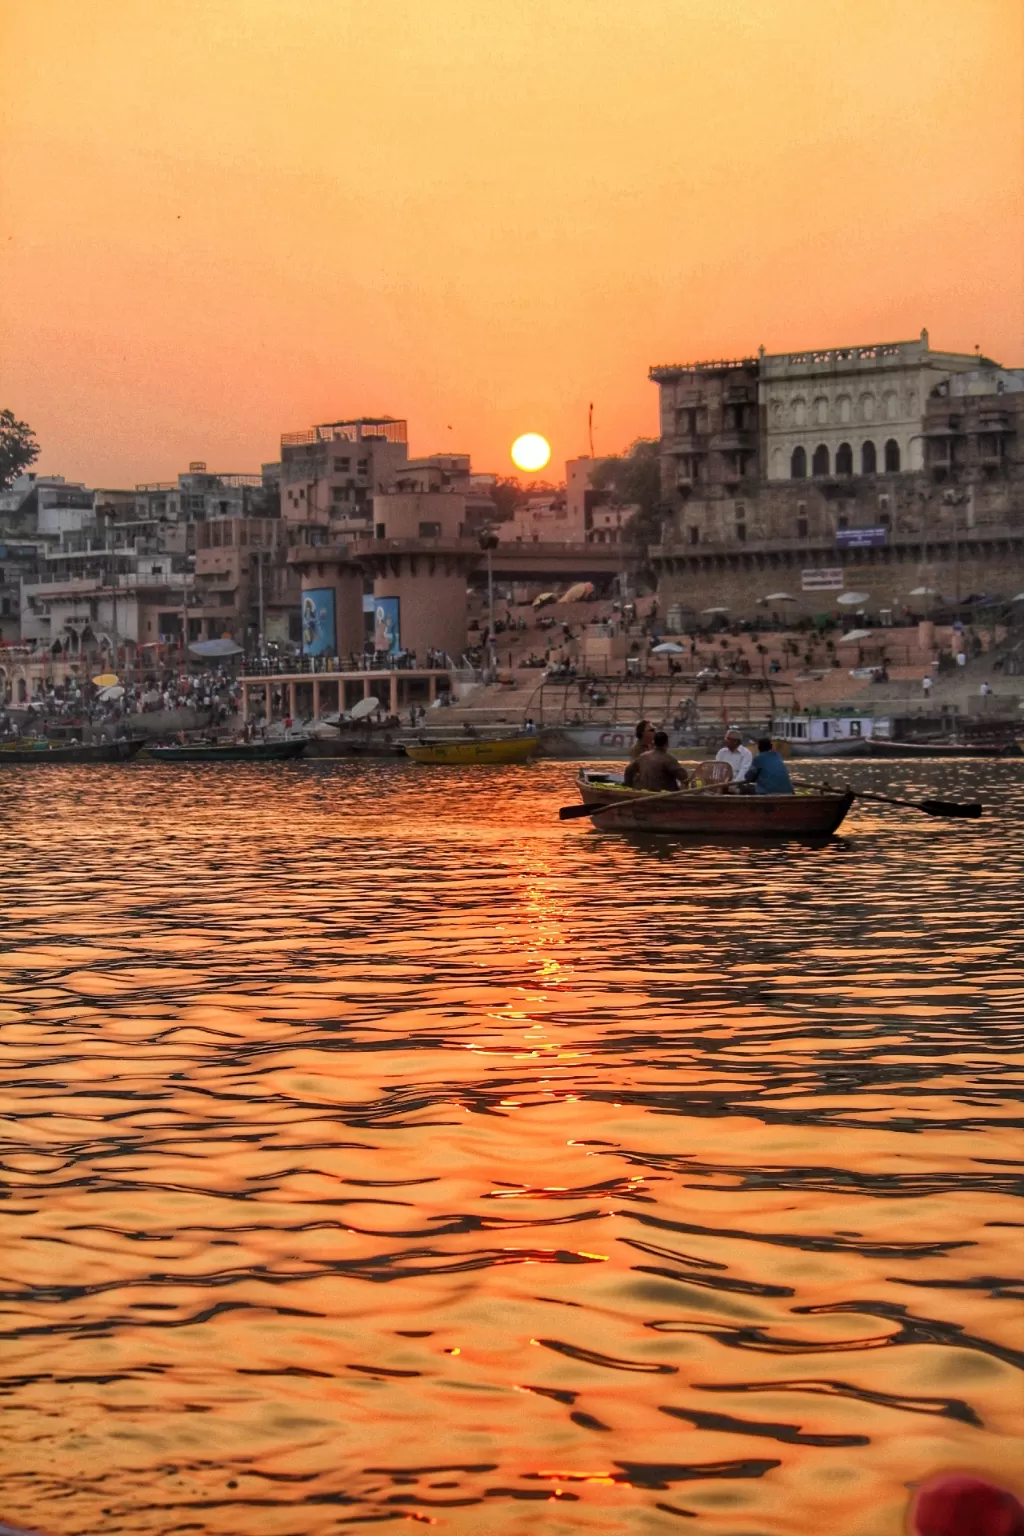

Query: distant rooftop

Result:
[649,358,758,380]
[281,416,408,448]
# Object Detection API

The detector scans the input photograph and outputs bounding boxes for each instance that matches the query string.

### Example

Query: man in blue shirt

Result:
[741,737,794,794]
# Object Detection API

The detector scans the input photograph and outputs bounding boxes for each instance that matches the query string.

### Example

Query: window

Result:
[838,394,852,424]
[884,438,901,472]
[861,394,875,423]
[332,486,348,503]
[812,444,830,477]
[838,515,849,530]
[790,446,807,479]
[688,525,699,545]
[223,524,233,545]
[835,442,853,475]
[333,457,350,473]
[735,523,746,542]
[814,396,829,425]
[861,440,877,475]
[797,515,808,539]
[884,391,898,421]
[418,521,441,538]
[356,459,368,474]
[879,511,891,528]
[793,398,807,427]
[375,523,386,539]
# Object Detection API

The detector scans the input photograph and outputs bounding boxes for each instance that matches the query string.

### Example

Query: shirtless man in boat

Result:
[624,730,689,792]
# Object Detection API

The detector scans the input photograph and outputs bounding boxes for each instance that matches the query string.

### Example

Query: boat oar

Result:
[845,788,982,820]
[792,777,981,821]
[558,784,712,821]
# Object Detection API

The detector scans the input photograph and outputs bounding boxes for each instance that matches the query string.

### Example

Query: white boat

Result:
[771,712,890,758]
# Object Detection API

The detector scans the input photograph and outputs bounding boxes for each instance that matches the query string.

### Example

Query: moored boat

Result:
[866,737,1019,759]
[0,738,144,764]
[145,739,307,762]
[573,770,854,839]
[406,734,539,765]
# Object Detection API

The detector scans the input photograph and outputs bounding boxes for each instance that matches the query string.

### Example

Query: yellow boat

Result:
[405,735,539,765]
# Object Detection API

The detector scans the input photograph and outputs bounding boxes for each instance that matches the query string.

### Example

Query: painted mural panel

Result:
[301,588,337,656]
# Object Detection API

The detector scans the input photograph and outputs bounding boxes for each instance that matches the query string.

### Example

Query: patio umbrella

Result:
[908,587,939,597]
[651,641,685,655]
[762,592,797,603]
[532,592,557,608]
[836,591,871,606]
[837,628,874,644]
[350,696,381,720]
[98,684,125,701]
[701,606,729,615]
[559,582,594,604]
[188,638,244,658]
[92,672,119,687]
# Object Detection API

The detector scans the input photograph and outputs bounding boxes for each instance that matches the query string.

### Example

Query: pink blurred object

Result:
[911,1476,1024,1536]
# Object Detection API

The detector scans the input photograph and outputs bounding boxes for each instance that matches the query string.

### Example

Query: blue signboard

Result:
[836,527,888,549]
[301,587,337,656]
[372,597,401,655]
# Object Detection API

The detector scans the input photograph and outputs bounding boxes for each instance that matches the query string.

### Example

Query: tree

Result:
[0,410,40,491]
[589,438,665,554]
[489,476,526,522]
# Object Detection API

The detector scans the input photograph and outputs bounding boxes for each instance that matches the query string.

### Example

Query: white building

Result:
[760,330,987,482]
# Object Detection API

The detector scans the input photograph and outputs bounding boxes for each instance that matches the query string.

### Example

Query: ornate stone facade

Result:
[760,331,984,483]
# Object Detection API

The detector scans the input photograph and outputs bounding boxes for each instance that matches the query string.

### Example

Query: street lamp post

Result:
[478,531,499,677]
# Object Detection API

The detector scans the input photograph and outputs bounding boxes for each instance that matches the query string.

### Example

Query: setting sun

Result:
[511,433,551,473]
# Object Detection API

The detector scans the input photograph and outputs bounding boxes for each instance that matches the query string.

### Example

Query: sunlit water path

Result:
[1,760,1022,1535]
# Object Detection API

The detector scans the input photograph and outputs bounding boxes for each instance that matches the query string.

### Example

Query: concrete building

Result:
[649,359,761,505]
[924,371,1024,485]
[760,330,986,483]
[279,417,409,540]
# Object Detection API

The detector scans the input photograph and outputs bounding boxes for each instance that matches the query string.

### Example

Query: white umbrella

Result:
[1010,593,1024,603]
[98,684,125,701]
[908,586,939,597]
[836,591,871,606]
[837,628,874,644]
[350,695,381,720]
[762,592,797,602]
[701,606,729,615]
[651,641,685,655]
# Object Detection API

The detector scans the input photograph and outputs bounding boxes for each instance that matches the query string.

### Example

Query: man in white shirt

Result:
[715,728,753,783]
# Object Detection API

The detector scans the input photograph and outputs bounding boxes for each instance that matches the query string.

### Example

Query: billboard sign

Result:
[801,568,845,592]
[836,527,888,548]
[372,597,401,655]
[301,587,337,656]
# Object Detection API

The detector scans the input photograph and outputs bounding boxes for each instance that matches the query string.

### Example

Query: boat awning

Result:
[837,628,874,643]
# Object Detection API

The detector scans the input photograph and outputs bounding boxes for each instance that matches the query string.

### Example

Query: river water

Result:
[1,759,1022,1536]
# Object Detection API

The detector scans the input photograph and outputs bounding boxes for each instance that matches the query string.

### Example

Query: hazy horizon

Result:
[2,0,1022,488]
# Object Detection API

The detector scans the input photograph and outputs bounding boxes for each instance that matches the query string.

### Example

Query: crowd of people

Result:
[0,667,240,737]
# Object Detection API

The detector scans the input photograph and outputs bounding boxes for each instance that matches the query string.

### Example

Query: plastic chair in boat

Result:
[691,760,732,790]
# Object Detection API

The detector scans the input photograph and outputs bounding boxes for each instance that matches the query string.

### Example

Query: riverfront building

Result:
[648,333,1024,620]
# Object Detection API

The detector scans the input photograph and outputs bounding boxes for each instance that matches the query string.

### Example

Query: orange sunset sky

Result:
[1,0,1022,489]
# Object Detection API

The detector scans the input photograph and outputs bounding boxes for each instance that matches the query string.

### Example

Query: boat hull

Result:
[865,739,1018,759]
[406,736,538,765]
[145,740,307,762]
[0,739,144,764]
[577,775,854,839]
[787,738,873,759]
[537,725,701,759]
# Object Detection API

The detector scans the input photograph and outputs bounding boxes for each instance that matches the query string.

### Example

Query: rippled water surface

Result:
[1,759,1022,1536]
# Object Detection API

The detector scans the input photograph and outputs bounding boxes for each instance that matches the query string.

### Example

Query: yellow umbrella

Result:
[92,672,119,687]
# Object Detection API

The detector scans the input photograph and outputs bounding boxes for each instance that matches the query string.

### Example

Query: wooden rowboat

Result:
[145,739,306,762]
[406,735,538,765]
[0,738,144,764]
[575,771,853,839]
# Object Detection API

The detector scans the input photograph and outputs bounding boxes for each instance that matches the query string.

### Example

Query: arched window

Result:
[861,393,875,422]
[861,440,877,475]
[793,397,807,427]
[835,442,853,476]
[884,438,901,472]
[812,444,830,477]
[790,446,807,479]
[814,396,829,425]
[838,394,852,424]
